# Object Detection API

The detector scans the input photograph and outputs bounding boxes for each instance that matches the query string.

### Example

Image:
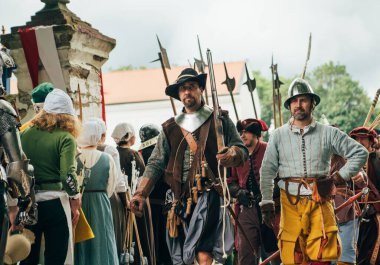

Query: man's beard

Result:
[183,96,196,108]
[292,108,311,120]
[244,138,255,148]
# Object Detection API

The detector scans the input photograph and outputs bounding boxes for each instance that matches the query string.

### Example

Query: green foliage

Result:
[309,61,371,133]
[254,71,292,130]
[256,61,372,134]
[112,65,147,71]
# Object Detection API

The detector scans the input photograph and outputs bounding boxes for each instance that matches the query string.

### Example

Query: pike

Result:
[206,49,257,256]
[77,83,83,121]
[207,49,225,152]
[270,55,283,128]
[243,62,258,118]
[363,89,380,127]
[194,35,209,105]
[151,35,177,115]
[222,62,239,120]
[301,33,312,79]
[259,187,370,265]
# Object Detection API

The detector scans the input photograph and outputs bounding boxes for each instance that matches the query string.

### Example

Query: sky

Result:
[1,0,380,96]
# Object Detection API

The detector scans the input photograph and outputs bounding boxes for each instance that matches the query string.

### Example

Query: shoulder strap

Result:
[180,118,212,198]
[180,128,198,154]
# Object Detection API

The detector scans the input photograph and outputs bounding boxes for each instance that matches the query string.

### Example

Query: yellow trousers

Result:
[278,190,341,265]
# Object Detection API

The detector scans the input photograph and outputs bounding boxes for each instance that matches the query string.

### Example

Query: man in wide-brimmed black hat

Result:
[131,68,248,265]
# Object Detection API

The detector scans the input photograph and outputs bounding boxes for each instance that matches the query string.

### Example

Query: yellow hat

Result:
[4,229,35,264]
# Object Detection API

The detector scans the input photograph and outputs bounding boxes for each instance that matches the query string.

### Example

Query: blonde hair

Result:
[30,110,81,138]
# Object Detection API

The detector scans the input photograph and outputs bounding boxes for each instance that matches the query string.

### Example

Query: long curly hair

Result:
[30,110,81,138]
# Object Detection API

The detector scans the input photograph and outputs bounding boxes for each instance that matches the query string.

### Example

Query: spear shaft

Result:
[271,61,278,128]
[364,88,380,126]
[250,91,258,118]
[222,62,238,120]
[158,52,177,115]
[196,35,209,105]
[77,83,83,121]
[277,91,282,126]
[229,91,239,120]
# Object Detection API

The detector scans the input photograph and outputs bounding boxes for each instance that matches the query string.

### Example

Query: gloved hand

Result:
[260,202,275,228]
[130,177,155,218]
[237,189,251,206]
[130,194,146,218]
[216,146,244,168]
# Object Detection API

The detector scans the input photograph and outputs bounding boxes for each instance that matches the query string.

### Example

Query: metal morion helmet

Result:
[284,78,320,109]
[139,123,160,144]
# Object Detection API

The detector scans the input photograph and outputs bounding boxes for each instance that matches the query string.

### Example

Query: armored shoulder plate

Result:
[0,99,17,117]
[174,105,213,133]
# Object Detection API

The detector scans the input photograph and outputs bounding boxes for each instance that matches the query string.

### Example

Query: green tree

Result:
[113,65,147,71]
[254,71,291,131]
[309,61,371,133]
[255,61,372,134]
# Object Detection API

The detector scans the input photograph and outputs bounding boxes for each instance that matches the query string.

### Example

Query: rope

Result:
[352,185,358,255]
[217,160,230,259]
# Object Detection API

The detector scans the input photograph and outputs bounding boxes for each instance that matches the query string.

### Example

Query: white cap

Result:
[77,120,103,147]
[111,122,135,144]
[88,117,107,135]
[43,89,75,116]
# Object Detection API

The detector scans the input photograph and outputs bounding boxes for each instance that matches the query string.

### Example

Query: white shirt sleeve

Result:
[104,145,127,193]
[105,152,118,198]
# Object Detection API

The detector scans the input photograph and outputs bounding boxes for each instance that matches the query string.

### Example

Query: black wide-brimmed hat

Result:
[165,68,207,100]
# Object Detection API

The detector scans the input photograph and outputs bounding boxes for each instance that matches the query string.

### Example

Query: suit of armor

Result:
[0,98,37,263]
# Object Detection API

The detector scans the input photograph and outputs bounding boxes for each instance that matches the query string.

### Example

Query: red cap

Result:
[349,126,378,142]
[236,119,268,136]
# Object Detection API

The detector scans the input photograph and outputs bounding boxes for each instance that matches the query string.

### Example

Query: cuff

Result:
[69,193,81,199]
[259,200,274,207]
[338,169,350,181]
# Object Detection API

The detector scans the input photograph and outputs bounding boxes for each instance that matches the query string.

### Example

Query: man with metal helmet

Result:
[349,127,380,265]
[0,93,37,264]
[138,123,161,165]
[228,119,281,265]
[138,123,172,265]
[260,78,368,265]
[130,68,248,265]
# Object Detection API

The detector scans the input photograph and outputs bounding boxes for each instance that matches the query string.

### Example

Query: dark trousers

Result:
[21,198,69,265]
[150,202,172,265]
[237,205,260,265]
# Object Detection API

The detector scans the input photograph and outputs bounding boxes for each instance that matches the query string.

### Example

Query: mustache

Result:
[294,108,305,112]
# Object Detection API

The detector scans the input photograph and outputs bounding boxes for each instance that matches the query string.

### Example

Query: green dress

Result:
[74,153,118,265]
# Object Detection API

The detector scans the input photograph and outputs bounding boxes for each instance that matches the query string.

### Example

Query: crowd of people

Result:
[0,67,380,265]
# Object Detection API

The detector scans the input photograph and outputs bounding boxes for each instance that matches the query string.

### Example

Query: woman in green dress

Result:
[74,120,118,265]
[21,88,81,265]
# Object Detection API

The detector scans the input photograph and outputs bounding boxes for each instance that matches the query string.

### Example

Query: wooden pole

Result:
[159,53,177,115]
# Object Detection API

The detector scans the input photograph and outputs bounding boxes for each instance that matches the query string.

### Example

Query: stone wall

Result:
[1,0,116,122]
